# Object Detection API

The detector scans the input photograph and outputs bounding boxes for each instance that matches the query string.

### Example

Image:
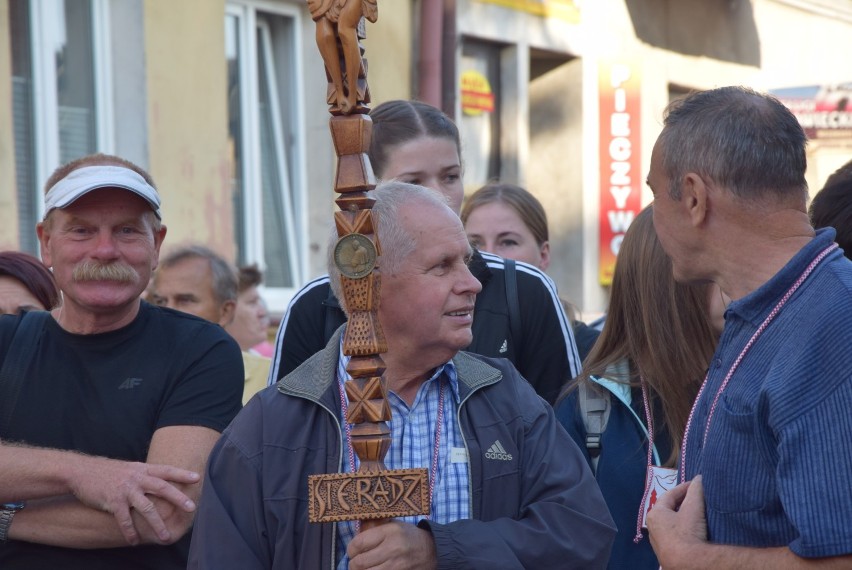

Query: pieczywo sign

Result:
[598,60,642,285]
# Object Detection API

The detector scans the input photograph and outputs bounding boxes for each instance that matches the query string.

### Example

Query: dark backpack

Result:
[578,381,611,474]
[577,360,629,474]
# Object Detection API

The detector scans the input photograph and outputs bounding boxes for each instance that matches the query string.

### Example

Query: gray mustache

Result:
[72,261,138,283]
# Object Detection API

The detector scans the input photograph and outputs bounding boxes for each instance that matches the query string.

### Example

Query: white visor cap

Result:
[44,165,162,219]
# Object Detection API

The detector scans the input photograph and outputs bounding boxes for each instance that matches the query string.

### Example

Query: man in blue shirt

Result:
[188,181,615,569]
[646,86,852,568]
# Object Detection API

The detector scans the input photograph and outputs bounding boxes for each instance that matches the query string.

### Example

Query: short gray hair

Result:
[158,244,238,304]
[659,86,808,203]
[328,181,450,315]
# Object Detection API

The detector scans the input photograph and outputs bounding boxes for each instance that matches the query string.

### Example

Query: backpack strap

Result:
[504,259,522,356]
[578,380,611,474]
[0,311,50,436]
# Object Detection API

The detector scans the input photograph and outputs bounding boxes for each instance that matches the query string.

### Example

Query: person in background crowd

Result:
[150,247,269,404]
[0,251,60,314]
[809,170,852,260]
[225,264,273,356]
[646,86,852,568]
[461,183,551,268]
[250,299,275,357]
[225,264,273,403]
[188,181,616,569]
[270,100,581,405]
[461,182,600,361]
[150,244,238,328]
[0,153,243,569]
[555,206,720,570]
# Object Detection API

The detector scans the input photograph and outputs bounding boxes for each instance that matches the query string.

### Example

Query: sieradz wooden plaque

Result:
[308,468,429,523]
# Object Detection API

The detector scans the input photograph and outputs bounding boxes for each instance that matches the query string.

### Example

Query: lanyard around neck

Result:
[634,377,655,543]
[679,243,838,483]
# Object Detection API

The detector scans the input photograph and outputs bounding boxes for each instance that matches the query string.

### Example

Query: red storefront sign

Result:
[598,61,642,285]
[771,83,852,139]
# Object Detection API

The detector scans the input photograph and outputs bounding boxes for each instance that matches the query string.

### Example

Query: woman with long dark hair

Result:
[555,206,722,569]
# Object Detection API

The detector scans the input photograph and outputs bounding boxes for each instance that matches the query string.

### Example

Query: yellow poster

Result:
[461,70,495,116]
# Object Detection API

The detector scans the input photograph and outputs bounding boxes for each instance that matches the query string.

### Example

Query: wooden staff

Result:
[306,0,429,530]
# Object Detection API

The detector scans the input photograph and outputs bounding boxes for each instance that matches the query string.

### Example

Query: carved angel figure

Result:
[308,0,378,114]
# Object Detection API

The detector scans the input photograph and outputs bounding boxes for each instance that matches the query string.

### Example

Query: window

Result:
[9,0,112,252]
[226,2,307,308]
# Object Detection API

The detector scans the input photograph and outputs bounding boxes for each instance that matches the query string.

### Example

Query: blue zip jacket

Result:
[189,328,615,569]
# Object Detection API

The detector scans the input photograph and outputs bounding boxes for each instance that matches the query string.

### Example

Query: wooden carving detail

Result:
[308,469,430,523]
[308,0,378,115]
[340,274,387,356]
[330,115,376,193]
[307,0,430,527]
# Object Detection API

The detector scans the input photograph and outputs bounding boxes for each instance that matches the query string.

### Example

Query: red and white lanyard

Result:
[679,243,838,483]
[634,377,657,543]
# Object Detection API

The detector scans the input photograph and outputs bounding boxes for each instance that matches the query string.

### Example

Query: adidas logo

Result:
[118,378,143,390]
[485,440,513,461]
[499,340,508,354]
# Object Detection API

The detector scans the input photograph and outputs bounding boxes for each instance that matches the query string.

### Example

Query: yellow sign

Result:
[474,0,580,24]
[461,70,495,116]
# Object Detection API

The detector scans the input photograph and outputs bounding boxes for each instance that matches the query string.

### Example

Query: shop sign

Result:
[771,83,852,140]
[598,61,642,286]
[461,70,495,116]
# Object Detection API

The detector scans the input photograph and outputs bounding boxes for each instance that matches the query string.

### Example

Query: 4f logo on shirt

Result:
[485,440,513,461]
[499,340,508,354]
[118,378,143,390]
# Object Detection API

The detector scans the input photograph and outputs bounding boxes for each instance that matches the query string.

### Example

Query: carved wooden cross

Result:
[306,1,429,531]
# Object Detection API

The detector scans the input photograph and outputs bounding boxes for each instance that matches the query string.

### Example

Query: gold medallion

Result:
[334,233,377,279]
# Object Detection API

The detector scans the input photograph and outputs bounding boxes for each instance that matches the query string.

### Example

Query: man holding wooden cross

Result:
[187,181,615,569]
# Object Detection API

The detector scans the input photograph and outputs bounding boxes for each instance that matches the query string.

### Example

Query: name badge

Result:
[450,447,468,463]
[641,466,677,528]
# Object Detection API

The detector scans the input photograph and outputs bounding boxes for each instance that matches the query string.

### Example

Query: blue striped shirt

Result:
[683,229,852,557]
[335,346,470,569]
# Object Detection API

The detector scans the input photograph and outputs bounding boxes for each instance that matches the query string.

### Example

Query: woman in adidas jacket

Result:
[460,182,601,362]
[554,207,720,570]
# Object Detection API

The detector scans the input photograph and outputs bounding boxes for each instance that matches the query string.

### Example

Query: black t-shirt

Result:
[0,302,244,570]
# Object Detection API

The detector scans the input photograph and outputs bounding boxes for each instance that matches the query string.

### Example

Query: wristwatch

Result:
[0,502,25,542]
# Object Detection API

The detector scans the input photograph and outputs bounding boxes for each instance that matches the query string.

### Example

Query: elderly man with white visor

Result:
[0,153,243,570]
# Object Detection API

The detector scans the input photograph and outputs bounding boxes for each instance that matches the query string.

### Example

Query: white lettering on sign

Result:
[610,162,630,185]
[610,64,630,89]
[610,186,632,209]
[608,209,635,234]
[609,138,631,162]
[610,234,625,256]
[611,113,630,137]
[604,64,635,259]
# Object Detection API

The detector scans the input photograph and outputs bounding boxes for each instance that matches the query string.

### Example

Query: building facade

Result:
[2,0,850,315]
[451,0,852,315]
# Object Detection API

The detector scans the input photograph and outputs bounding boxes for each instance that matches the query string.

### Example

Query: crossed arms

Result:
[1,425,219,547]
